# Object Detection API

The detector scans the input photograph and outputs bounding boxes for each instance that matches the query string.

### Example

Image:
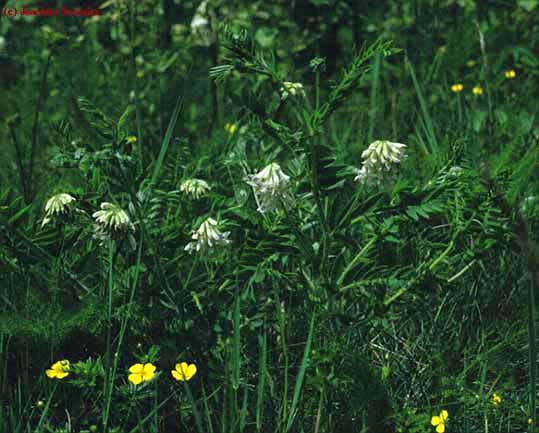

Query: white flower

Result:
[92,202,134,233]
[42,193,76,227]
[190,0,215,47]
[184,218,231,253]
[245,162,292,213]
[280,82,305,100]
[448,166,463,177]
[180,178,211,199]
[354,140,407,186]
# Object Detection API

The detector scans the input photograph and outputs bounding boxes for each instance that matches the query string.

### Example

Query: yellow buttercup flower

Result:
[505,69,516,79]
[171,362,197,381]
[451,84,464,93]
[431,410,448,433]
[127,136,137,144]
[492,392,502,405]
[472,86,483,95]
[128,363,156,385]
[529,418,533,425]
[46,360,70,379]
[224,123,237,134]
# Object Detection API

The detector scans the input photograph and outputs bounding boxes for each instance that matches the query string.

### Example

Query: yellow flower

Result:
[127,136,137,144]
[505,69,516,79]
[492,392,502,405]
[466,60,476,68]
[171,362,197,381]
[224,123,237,134]
[451,84,464,93]
[45,360,70,379]
[529,418,533,425]
[128,363,156,385]
[431,410,448,433]
[472,86,483,95]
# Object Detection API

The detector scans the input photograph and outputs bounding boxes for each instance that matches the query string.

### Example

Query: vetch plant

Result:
[245,162,292,213]
[190,0,215,47]
[280,81,305,100]
[354,140,407,186]
[184,217,231,253]
[92,202,134,235]
[180,178,211,199]
[41,193,76,227]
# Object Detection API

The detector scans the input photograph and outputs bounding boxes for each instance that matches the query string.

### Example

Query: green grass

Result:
[1,1,539,433]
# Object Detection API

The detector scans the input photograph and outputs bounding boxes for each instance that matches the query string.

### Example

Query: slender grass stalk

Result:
[28,51,52,203]
[285,311,315,433]
[150,92,184,185]
[103,229,144,430]
[7,123,28,202]
[181,381,204,433]
[129,0,144,171]
[102,238,115,432]
[35,382,58,433]
[368,50,382,143]
[232,285,241,391]
[239,384,249,432]
[274,290,289,427]
[256,330,267,432]
[201,383,215,433]
[406,57,438,154]
[336,234,379,287]
[128,393,174,433]
[527,263,537,433]
[313,388,324,433]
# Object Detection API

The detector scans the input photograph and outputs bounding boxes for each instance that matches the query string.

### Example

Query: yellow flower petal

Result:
[51,361,63,370]
[55,371,69,379]
[129,363,143,374]
[440,410,448,421]
[128,373,143,385]
[141,371,154,381]
[46,369,57,378]
[431,416,441,426]
[143,363,156,375]
[179,362,197,380]
[186,363,197,380]
[436,423,445,433]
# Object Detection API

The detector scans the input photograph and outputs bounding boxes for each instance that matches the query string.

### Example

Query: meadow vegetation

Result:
[1,1,539,432]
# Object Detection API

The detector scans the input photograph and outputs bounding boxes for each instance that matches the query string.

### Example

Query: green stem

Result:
[102,239,115,431]
[336,234,379,287]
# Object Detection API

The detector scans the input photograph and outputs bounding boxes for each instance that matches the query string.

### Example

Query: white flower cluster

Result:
[245,162,292,214]
[280,82,305,100]
[354,140,407,186]
[190,0,215,47]
[41,193,77,227]
[92,202,134,234]
[180,178,211,199]
[184,218,231,253]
